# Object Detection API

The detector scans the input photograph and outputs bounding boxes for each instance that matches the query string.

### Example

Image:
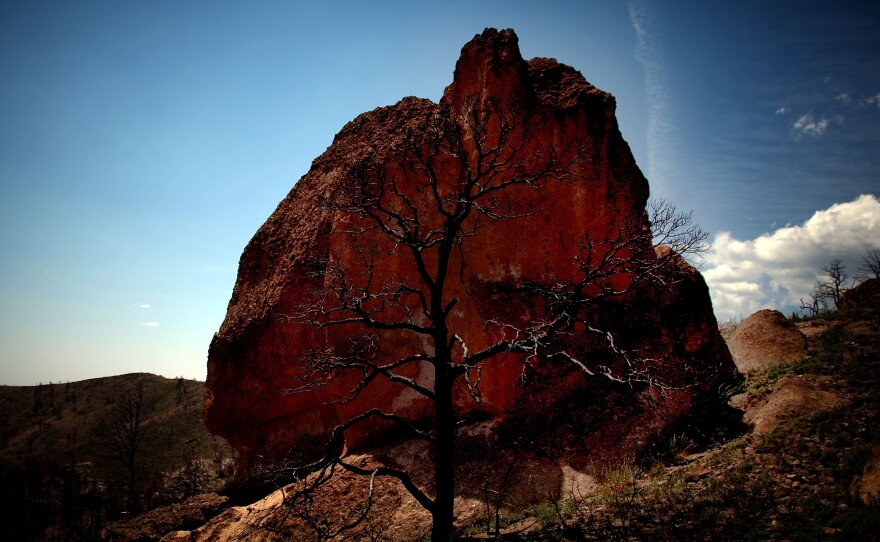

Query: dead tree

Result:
[816,258,849,311]
[95,381,147,514]
[281,97,706,541]
[860,249,880,280]
[799,286,823,317]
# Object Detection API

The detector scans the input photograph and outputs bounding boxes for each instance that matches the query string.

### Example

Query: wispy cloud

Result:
[793,113,830,136]
[141,322,160,327]
[628,0,675,194]
[138,304,150,309]
[862,93,880,108]
[775,106,790,115]
[704,194,880,320]
[832,91,880,109]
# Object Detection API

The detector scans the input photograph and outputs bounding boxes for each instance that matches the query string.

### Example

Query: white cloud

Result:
[704,195,880,321]
[836,93,853,105]
[793,113,830,136]
[775,106,789,115]
[139,304,150,309]
[141,322,160,327]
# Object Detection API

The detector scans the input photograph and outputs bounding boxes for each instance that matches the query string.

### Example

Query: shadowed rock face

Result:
[841,277,880,311]
[205,28,734,477]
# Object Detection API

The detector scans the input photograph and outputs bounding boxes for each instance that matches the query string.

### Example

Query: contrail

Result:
[628,0,675,197]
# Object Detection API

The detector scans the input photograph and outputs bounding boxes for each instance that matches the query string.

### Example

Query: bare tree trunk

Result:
[280,94,709,540]
[128,468,138,514]
[432,364,455,541]
[95,381,146,515]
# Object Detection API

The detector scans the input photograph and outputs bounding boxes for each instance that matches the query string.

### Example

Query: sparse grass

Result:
[499,458,776,542]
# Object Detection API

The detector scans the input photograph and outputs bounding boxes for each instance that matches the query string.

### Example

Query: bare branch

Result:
[276,94,706,540]
[860,248,880,280]
[815,258,849,311]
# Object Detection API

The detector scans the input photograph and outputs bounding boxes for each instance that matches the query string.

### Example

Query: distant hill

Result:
[0,373,234,541]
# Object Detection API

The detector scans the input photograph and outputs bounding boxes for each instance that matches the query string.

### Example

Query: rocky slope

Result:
[205,28,733,479]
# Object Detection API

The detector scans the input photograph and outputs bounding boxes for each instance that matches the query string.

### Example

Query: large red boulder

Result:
[204,28,735,476]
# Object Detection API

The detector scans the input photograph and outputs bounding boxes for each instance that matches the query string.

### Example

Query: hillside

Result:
[0,373,233,541]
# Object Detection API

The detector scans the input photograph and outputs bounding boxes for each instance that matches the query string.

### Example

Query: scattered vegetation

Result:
[0,373,235,541]
[452,304,880,541]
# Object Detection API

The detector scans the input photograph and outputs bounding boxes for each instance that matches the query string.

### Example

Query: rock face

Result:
[205,29,735,477]
[728,309,807,373]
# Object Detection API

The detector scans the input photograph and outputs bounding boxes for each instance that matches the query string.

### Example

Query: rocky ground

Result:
[102,306,880,541]
[481,309,880,541]
[134,313,880,541]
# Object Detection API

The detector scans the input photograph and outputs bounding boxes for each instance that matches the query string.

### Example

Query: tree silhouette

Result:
[281,97,706,540]
[816,258,849,311]
[95,381,147,514]
[860,248,880,280]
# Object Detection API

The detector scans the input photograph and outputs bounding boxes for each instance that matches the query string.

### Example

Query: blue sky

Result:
[1,1,878,385]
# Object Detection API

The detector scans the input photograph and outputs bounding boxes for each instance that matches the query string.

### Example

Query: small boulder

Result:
[727,309,807,373]
[744,375,846,435]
